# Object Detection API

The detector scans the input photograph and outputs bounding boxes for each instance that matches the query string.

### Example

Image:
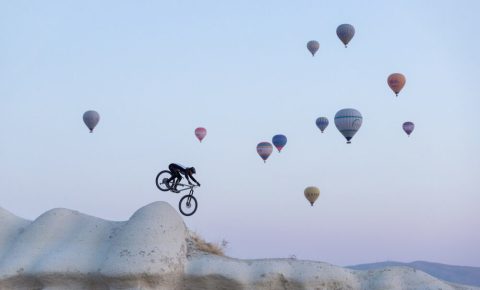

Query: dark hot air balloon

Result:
[336,24,355,47]
[83,110,100,133]
[272,134,287,153]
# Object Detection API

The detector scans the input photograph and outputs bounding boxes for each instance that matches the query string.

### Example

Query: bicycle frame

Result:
[173,183,197,194]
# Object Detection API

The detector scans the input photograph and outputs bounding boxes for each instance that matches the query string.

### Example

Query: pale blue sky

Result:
[0,0,479,266]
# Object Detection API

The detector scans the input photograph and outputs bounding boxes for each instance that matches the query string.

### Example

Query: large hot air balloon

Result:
[272,134,287,153]
[256,142,273,163]
[195,127,207,142]
[316,117,329,133]
[387,73,406,96]
[334,108,363,144]
[402,121,415,136]
[306,40,320,56]
[336,24,355,47]
[304,186,320,206]
[83,110,100,133]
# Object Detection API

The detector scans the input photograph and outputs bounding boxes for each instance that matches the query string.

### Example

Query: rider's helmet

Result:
[189,167,196,174]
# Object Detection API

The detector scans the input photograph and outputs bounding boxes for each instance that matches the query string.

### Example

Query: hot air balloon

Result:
[387,73,406,96]
[403,121,415,136]
[336,24,355,47]
[272,134,287,153]
[256,142,273,163]
[316,117,329,133]
[307,40,320,56]
[334,108,362,144]
[195,127,207,142]
[304,186,320,206]
[83,110,100,133]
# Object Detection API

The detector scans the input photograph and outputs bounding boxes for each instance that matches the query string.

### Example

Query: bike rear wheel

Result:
[179,195,198,216]
[156,170,174,191]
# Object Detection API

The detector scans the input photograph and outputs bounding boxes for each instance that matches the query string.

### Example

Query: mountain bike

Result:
[155,170,199,216]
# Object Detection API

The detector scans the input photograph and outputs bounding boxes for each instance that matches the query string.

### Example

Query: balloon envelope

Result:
[83,110,100,133]
[257,142,273,163]
[403,121,415,136]
[304,186,320,206]
[195,127,207,142]
[316,117,329,133]
[336,24,355,47]
[387,73,406,96]
[272,134,287,153]
[307,40,320,56]
[334,108,362,144]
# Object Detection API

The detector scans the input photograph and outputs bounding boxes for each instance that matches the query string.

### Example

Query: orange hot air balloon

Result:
[195,127,207,142]
[387,73,406,97]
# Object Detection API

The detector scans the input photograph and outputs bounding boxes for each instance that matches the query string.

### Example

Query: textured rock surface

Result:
[0,202,187,290]
[0,202,477,290]
[185,254,478,290]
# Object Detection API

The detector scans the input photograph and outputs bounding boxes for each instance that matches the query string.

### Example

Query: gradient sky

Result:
[0,0,479,267]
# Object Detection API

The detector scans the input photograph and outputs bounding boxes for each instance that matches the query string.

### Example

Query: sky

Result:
[0,0,479,267]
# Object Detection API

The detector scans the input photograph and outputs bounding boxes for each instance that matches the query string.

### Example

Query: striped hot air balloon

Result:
[195,127,207,142]
[336,24,355,47]
[256,142,273,163]
[304,186,320,206]
[272,134,287,153]
[334,108,363,144]
[316,117,329,133]
[387,73,406,97]
[403,121,415,136]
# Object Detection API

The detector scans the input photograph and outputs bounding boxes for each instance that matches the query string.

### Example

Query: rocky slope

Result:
[0,202,477,290]
[349,261,480,287]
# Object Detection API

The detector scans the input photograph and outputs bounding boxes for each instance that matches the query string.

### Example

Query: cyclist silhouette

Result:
[167,163,200,192]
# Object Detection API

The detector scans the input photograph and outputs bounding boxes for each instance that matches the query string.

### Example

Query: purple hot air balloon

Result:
[316,117,329,133]
[256,142,273,163]
[403,121,415,136]
[336,24,355,48]
[306,40,320,56]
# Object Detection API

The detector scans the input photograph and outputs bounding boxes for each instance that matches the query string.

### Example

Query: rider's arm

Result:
[185,174,193,185]
[189,174,200,186]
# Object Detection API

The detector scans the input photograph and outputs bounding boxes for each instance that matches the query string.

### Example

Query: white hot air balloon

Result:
[83,110,100,133]
[334,108,362,144]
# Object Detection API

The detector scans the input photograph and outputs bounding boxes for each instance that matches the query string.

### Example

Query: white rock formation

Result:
[0,202,477,290]
[0,202,187,290]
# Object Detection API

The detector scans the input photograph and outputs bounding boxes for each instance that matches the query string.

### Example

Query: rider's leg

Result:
[168,165,178,184]
[174,176,182,190]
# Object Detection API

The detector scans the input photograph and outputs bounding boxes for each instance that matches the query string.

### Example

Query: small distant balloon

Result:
[316,117,329,133]
[403,121,415,136]
[272,134,287,153]
[304,186,320,206]
[336,24,355,47]
[307,40,320,56]
[387,73,406,96]
[195,127,207,142]
[256,142,273,163]
[83,110,100,133]
[334,108,363,144]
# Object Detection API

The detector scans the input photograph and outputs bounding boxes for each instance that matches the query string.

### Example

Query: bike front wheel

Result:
[156,170,174,191]
[179,195,198,216]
